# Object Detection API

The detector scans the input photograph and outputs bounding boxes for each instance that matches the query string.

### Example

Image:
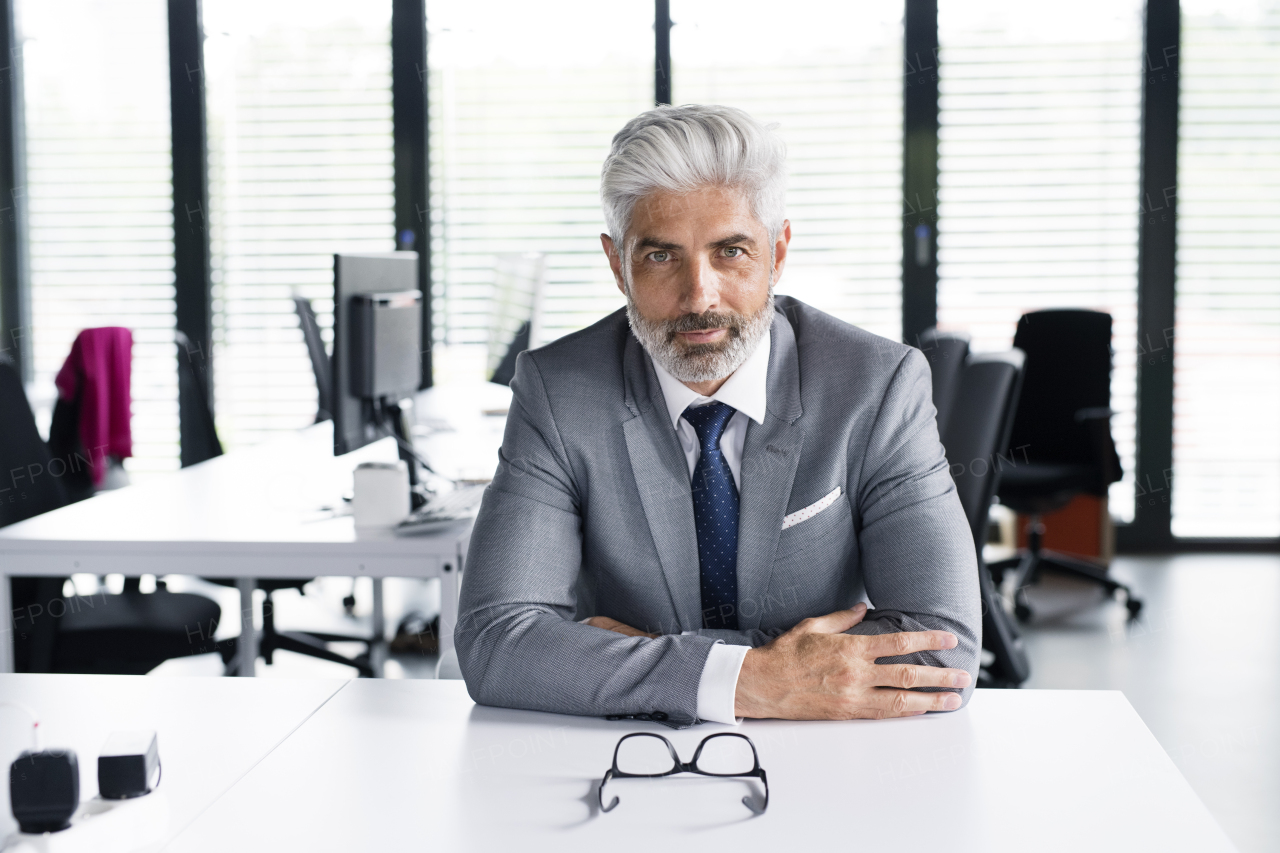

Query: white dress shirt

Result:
[650,331,771,724]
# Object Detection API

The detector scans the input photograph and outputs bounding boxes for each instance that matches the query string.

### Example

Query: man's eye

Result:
[723,247,743,258]
[649,251,669,262]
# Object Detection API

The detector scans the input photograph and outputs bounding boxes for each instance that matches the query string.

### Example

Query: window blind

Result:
[18,0,179,477]
[204,0,396,450]
[935,0,1144,520]
[426,0,652,360]
[671,0,904,341]
[1173,0,1280,538]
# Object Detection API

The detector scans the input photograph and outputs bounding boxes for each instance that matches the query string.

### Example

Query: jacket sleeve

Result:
[846,348,982,706]
[679,627,786,647]
[455,352,718,726]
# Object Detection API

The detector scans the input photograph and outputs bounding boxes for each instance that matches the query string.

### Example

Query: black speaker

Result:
[9,749,79,833]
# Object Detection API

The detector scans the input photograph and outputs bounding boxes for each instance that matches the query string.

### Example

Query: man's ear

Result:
[772,220,792,285]
[601,233,627,295]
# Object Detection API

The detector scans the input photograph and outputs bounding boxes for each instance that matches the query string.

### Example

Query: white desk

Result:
[0,673,346,845]
[157,681,1236,853]
[0,382,512,676]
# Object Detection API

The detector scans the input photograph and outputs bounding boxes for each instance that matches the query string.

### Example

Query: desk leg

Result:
[370,577,386,678]
[0,572,12,673]
[236,578,257,677]
[438,548,460,659]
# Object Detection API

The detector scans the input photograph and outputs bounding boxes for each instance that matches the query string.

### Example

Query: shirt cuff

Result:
[695,641,750,724]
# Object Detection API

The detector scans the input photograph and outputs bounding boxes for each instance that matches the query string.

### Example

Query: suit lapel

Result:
[621,334,702,632]
[736,313,804,631]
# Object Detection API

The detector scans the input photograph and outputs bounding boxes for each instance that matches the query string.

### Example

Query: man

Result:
[456,105,979,726]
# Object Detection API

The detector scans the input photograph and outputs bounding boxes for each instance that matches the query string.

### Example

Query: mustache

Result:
[665,311,744,338]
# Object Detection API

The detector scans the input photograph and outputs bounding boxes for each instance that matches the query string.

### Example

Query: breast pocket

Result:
[774,491,851,560]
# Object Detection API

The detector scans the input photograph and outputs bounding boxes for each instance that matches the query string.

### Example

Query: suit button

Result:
[652,712,669,722]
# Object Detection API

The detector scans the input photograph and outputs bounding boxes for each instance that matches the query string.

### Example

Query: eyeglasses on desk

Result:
[597,732,768,815]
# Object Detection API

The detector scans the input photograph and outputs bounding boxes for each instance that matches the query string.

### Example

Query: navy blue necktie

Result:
[683,402,740,631]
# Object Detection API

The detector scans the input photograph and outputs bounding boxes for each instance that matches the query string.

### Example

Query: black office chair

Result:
[1,354,223,674]
[292,296,333,423]
[174,337,375,676]
[939,350,1031,688]
[490,320,530,387]
[990,310,1142,621]
[917,327,971,439]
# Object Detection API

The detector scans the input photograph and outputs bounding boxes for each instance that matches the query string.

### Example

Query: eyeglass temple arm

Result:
[743,769,769,815]
[599,769,620,813]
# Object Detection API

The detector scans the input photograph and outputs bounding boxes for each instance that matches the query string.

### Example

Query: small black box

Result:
[98,731,160,800]
[9,749,80,833]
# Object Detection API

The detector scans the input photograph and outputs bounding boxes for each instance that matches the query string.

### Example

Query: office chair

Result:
[939,349,1031,688]
[917,327,971,439]
[292,296,333,423]
[176,330,223,465]
[172,338,376,676]
[488,252,545,386]
[990,310,1142,621]
[1,354,223,674]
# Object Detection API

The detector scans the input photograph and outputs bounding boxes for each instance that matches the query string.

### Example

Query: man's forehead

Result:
[627,186,762,243]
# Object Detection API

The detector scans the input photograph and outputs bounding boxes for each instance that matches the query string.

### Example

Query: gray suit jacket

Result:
[456,297,980,726]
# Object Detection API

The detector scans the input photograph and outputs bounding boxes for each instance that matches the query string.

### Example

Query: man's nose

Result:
[680,254,719,315]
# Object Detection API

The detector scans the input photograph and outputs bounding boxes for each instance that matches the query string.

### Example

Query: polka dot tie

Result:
[683,401,740,631]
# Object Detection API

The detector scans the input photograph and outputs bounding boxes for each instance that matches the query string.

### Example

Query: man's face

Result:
[601,185,790,385]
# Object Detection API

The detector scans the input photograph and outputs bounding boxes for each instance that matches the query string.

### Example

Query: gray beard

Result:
[625,288,775,384]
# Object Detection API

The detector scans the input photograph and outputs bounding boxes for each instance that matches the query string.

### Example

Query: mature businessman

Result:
[456,105,980,726]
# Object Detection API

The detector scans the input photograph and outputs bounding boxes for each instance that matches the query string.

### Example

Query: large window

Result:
[1173,0,1280,538]
[12,1,1277,545]
[935,0,1145,520]
[672,0,904,341]
[426,0,651,369]
[18,0,179,476]
[204,0,396,449]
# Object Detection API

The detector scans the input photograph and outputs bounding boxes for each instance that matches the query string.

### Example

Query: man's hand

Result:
[734,603,970,720]
[583,616,657,639]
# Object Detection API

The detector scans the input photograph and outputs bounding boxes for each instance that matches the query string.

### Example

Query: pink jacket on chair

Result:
[54,327,133,486]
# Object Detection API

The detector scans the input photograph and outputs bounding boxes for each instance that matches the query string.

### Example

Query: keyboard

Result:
[394,484,487,536]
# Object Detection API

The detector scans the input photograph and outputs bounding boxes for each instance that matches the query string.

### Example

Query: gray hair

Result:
[600,104,787,248]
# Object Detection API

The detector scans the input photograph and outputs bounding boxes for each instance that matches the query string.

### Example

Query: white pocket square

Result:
[781,487,842,530]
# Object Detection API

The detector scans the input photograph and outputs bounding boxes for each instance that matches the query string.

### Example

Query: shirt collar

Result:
[651,329,771,430]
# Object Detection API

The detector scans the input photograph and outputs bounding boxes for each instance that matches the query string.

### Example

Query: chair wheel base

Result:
[1126,598,1143,620]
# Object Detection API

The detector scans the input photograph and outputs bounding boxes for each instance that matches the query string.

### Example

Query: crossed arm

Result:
[586,603,969,720]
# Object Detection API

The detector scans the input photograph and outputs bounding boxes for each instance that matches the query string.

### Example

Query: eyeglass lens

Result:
[615,734,677,775]
[693,734,756,776]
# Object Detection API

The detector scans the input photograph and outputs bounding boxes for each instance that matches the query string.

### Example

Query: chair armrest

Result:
[1074,408,1122,486]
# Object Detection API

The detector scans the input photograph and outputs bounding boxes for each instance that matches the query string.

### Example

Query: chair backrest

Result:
[488,252,545,386]
[176,332,223,466]
[0,355,69,527]
[944,349,1032,688]
[942,349,1025,550]
[917,327,971,438]
[292,296,333,423]
[1008,309,1113,464]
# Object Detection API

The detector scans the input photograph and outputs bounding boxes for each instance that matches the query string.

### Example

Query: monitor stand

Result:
[384,400,428,510]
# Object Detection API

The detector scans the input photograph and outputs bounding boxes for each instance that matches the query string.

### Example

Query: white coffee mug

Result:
[352,461,410,527]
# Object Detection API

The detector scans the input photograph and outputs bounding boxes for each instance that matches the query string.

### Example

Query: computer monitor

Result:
[332,252,422,457]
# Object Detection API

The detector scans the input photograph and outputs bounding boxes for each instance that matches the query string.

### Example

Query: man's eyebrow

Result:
[708,233,756,249]
[634,237,682,252]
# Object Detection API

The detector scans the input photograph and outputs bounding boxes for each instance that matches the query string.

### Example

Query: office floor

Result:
[156,554,1277,852]
[1016,554,1279,853]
